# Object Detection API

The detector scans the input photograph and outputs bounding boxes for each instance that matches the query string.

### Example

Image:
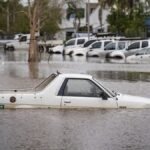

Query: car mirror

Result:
[101,92,108,100]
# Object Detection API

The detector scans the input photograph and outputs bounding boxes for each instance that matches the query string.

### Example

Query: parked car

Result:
[107,40,150,59]
[87,40,112,57]
[70,39,98,56]
[126,48,150,63]
[0,72,150,109]
[125,40,150,56]
[102,40,130,58]
[63,37,89,55]
[48,45,64,54]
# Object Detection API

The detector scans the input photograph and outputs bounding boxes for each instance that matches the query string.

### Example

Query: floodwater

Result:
[0,49,150,150]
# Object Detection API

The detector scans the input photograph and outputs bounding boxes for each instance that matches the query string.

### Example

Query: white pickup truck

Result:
[5,34,32,51]
[0,34,23,48]
[4,34,63,51]
[0,73,150,109]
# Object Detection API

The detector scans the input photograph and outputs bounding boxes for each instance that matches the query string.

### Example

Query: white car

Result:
[103,40,129,58]
[64,37,89,55]
[107,40,150,59]
[125,40,150,57]
[106,51,126,59]
[0,73,150,109]
[87,40,112,57]
[126,48,150,63]
[71,39,98,56]
[49,45,64,54]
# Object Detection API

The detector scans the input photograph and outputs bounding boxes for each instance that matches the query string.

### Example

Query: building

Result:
[55,0,110,40]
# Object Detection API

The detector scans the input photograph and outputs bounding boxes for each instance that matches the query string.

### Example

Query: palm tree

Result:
[98,0,115,31]
[66,0,83,33]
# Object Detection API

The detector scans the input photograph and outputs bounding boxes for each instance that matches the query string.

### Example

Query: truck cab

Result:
[5,34,39,51]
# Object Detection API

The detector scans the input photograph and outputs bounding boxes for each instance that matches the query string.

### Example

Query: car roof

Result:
[58,73,92,79]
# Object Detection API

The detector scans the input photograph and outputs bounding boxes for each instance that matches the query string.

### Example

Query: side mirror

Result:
[101,92,108,100]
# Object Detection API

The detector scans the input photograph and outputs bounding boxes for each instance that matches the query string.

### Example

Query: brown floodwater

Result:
[0,49,150,150]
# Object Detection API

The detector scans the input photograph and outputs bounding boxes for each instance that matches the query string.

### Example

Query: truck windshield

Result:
[35,74,57,91]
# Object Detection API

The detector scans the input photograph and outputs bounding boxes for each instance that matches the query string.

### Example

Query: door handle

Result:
[64,100,71,104]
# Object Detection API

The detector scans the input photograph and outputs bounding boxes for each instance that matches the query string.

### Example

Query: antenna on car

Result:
[56,70,61,75]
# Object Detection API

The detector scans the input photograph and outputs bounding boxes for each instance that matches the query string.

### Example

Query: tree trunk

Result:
[28,28,38,62]
[6,2,10,32]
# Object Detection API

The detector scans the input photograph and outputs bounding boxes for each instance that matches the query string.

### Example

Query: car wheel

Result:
[69,51,73,56]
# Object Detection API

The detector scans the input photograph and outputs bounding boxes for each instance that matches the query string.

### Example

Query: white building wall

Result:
[55,0,110,40]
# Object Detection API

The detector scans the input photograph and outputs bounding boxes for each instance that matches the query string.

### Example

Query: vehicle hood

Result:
[52,45,64,51]
[117,93,150,108]
[109,51,125,59]
[72,47,88,51]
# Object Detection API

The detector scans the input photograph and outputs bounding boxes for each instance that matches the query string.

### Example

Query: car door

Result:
[126,42,140,56]
[60,78,117,108]
[143,49,150,61]
[18,36,29,50]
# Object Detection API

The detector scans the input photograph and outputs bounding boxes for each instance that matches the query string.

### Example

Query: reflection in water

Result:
[1,49,150,150]
[1,109,150,150]
[28,62,39,78]
[89,71,150,82]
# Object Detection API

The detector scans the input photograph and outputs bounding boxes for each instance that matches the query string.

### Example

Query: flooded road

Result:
[0,49,150,150]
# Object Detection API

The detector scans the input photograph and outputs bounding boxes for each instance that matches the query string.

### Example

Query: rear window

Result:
[35,74,56,91]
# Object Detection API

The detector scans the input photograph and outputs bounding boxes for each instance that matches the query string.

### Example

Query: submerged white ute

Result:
[0,73,150,109]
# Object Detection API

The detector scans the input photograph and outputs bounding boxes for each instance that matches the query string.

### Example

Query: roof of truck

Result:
[58,73,92,79]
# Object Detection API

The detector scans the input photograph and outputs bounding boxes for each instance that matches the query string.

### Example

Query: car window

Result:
[65,39,75,46]
[105,43,116,50]
[91,42,102,49]
[104,41,111,46]
[83,40,97,47]
[77,39,85,45]
[63,79,103,97]
[19,36,27,42]
[127,42,140,50]
[118,42,125,50]
[142,41,148,48]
